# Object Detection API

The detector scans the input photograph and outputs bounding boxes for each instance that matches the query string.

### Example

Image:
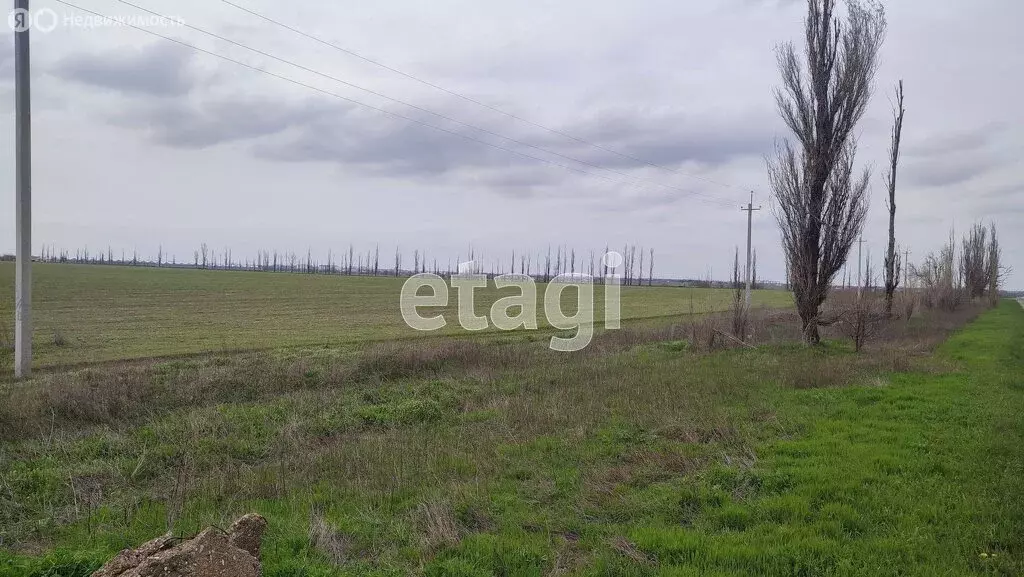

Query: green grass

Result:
[0,263,793,369]
[0,301,1020,576]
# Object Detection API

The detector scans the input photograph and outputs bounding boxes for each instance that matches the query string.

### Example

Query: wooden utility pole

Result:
[14,0,33,378]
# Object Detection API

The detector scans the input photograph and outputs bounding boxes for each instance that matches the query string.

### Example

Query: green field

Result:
[1,295,1020,575]
[0,263,792,369]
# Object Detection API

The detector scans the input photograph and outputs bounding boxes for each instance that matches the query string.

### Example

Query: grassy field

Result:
[0,298,1020,575]
[0,263,793,370]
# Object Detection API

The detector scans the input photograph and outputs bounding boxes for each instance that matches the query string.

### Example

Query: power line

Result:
[109,0,735,206]
[218,0,749,193]
[51,0,735,208]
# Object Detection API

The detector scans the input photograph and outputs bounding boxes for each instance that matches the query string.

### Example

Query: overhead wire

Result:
[218,0,751,194]
[50,0,742,208]
[107,0,739,207]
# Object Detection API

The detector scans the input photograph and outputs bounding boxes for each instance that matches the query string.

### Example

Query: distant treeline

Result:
[25,243,671,286]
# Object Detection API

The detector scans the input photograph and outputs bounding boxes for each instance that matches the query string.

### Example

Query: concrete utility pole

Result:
[14,0,33,378]
[740,191,761,307]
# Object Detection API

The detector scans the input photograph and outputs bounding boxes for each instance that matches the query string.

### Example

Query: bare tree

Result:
[961,223,990,299]
[915,229,961,311]
[731,247,748,339]
[638,247,644,287]
[838,258,886,352]
[749,249,757,291]
[626,245,634,286]
[987,224,1006,306]
[648,248,654,286]
[200,243,208,269]
[544,246,552,283]
[768,0,886,343]
[884,80,905,317]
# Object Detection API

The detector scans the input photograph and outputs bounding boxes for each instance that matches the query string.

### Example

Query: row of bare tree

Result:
[33,243,659,285]
[913,224,1005,311]
[769,0,1007,346]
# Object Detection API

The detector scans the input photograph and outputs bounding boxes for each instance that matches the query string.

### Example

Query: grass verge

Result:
[0,301,1020,576]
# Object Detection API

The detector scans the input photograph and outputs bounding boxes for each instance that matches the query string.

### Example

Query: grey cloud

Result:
[51,41,774,184]
[904,154,1002,188]
[131,97,339,149]
[977,183,1024,201]
[547,108,774,170]
[254,110,517,177]
[46,39,775,193]
[904,123,1006,159]
[52,42,195,96]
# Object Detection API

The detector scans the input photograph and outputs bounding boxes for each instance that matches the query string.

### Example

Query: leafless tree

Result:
[731,247,748,339]
[626,245,634,286]
[638,247,645,286]
[884,80,905,317]
[987,224,1006,306]
[648,248,654,286]
[768,0,886,343]
[200,243,208,269]
[544,246,552,282]
[838,259,886,352]
[914,230,961,311]
[751,249,758,290]
[961,223,990,299]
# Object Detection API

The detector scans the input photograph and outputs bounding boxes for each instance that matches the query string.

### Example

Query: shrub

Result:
[836,296,887,352]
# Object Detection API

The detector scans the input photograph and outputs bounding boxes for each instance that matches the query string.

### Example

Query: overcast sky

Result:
[1,0,1021,287]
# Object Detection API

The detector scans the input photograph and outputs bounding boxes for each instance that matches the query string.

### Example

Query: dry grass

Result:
[416,500,461,550]
[0,301,983,442]
[781,353,860,389]
[309,509,352,565]
[610,536,654,565]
